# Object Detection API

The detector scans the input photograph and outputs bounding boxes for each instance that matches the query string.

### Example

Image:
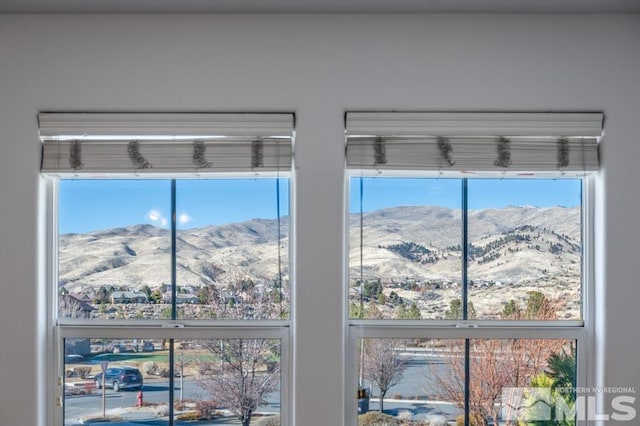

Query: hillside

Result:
[59,205,581,319]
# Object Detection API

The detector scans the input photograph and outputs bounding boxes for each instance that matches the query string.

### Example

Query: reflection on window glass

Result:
[349,178,463,320]
[58,178,290,321]
[468,179,582,320]
[356,339,463,424]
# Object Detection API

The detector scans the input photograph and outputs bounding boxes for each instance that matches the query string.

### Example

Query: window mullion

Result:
[462,178,469,321]
[169,179,177,426]
[462,178,471,426]
[171,179,177,320]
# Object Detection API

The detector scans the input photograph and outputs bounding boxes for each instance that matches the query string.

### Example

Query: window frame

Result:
[344,173,595,426]
[45,176,293,426]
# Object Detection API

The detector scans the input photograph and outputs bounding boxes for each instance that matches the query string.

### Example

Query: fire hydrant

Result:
[136,390,143,408]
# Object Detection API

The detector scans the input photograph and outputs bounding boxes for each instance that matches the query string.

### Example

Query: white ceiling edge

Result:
[2,0,640,14]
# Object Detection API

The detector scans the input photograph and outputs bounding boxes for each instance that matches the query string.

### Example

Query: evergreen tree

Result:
[502,299,521,318]
[407,302,421,319]
[526,291,547,318]
[140,285,152,300]
[445,298,475,319]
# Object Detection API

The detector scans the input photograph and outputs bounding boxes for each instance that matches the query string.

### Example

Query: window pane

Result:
[176,179,290,320]
[174,339,281,424]
[63,338,168,425]
[59,180,171,320]
[64,337,282,425]
[58,178,290,321]
[469,339,576,425]
[356,338,463,424]
[349,177,463,320]
[467,179,582,320]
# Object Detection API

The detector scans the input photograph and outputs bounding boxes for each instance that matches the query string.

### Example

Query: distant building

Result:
[163,291,200,304]
[59,294,95,357]
[110,290,148,304]
[176,294,199,304]
[59,294,97,319]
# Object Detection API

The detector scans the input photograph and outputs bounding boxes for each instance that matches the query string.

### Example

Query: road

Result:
[64,353,458,424]
[361,352,463,422]
[64,377,279,425]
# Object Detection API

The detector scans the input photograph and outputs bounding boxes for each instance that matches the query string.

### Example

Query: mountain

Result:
[59,218,290,293]
[349,205,580,285]
[59,205,581,318]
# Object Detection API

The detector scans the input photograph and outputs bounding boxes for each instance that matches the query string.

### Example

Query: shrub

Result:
[195,400,219,420]
[456,413,487,426]
[73,367,92,378]
[397,409,413,421]
[154,404,169,417]
[426,414,448,426]
[142,361,158,376]
[157,367,171,378]
[359,412,403,425]
[256,414,280,426]
[176,411,201,421]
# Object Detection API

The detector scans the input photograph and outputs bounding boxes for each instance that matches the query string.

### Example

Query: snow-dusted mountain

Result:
[60,206,580,303]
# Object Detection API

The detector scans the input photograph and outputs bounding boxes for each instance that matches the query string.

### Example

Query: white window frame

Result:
[45,176,293,426]
[344,173,596,426]
[41,112,295,426]
[343,113,601,426]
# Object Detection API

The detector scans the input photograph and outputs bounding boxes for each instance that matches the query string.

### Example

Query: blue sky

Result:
[59,179,290,234]
[349,177,581,213]
[59,177,580,234]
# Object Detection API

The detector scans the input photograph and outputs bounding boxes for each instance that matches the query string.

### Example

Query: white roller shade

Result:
[346,112,602,175]
[40,113,294,175]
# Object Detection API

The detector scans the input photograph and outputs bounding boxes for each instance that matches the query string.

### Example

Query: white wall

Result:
[0,14,639,425]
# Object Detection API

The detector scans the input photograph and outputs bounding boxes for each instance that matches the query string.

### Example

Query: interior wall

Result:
[0,14,638,425]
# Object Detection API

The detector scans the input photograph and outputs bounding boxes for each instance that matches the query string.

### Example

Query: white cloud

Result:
[178,213,192,225]
[146,210,190,227]
[146,209,168,227]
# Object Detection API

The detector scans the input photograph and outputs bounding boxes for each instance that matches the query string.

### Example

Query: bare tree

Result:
[363,339,408,413]
[432,338,566,425]
[196,276,286,320]
[431,295,568,425]
[197,338,280,426]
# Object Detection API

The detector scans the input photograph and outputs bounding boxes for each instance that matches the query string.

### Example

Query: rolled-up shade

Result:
[40,113,294,175]
[346,112,602,175]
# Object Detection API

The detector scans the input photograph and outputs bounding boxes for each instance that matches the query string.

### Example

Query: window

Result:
[41,113,293,426]
[349,177,583,321]
[345,112,602,425]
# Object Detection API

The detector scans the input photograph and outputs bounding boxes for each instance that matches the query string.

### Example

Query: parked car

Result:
[94,366,143,392]
[140,341,154,352]
[106,341,127,353]
[64,381,95,396]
